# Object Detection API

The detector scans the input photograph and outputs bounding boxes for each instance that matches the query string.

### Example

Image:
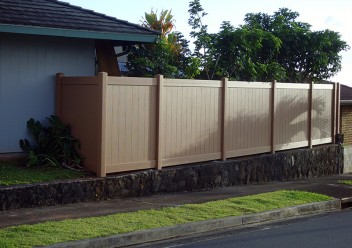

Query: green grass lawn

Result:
[0,162,89,186]
[339,180,352,185]
[0,190,332,248]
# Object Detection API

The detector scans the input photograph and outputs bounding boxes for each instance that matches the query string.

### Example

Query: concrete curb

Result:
[46,199,341,248]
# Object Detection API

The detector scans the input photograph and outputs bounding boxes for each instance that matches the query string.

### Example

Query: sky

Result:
[66,0,352,86]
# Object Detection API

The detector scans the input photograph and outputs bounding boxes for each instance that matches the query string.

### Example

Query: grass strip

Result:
[0,190,331,247]
[0,163,87,186]
[339,180,352,185]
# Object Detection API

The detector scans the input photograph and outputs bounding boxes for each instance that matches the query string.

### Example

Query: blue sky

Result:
[66,0,352,85]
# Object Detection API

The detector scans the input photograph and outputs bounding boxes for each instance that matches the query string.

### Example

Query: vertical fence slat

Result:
[271,80,277,154]
[308,81,313,148]
[333,83,337,142]
[336,83,341,135]
[221,78,228,161]
[156,75,164,170]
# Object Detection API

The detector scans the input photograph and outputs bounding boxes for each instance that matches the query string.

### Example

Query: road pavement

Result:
[140,209,352,248]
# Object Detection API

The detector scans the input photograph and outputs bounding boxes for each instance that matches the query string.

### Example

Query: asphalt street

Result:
[139,209,352,248]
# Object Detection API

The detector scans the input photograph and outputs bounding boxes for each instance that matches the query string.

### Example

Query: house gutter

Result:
[0,24,158,43]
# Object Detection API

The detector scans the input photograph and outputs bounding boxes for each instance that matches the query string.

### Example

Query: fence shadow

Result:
[166,94,330,160]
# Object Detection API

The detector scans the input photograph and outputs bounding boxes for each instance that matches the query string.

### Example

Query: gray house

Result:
[0,0,159,155]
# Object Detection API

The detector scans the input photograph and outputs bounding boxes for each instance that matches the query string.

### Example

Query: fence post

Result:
[156,74,164,170]
[332,82,338,142]
[308,81,314,148]
[55,72,64,117]
[221,77,228,161]
[271,80,277,154]
[98,72,108,177]
[336,83,341,135]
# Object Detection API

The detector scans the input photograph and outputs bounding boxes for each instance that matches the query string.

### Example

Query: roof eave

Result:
[0,24,158,43]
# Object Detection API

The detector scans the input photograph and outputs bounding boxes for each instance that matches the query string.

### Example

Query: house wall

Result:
[341,105,352,145]
[0,33,95,153]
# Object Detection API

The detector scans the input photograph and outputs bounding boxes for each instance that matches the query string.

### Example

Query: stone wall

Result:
[0,144,343,211]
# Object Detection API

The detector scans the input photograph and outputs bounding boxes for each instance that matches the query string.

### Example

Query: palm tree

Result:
[142,9,174,38]
[142,9,182,57]
[127,9,199,78]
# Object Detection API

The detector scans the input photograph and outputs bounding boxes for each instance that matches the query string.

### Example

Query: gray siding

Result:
[0,33,95,153]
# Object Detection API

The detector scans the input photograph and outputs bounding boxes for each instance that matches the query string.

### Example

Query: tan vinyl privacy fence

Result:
[56,72,340,177]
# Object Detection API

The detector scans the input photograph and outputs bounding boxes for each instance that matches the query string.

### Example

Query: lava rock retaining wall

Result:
[0,144,343,211]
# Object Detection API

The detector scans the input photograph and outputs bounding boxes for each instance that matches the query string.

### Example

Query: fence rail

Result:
[56,73,340,177]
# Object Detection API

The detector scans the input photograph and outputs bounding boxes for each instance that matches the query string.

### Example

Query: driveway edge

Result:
[46,199,341,248]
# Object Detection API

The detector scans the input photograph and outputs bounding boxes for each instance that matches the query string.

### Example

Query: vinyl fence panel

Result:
[56,73,338,176]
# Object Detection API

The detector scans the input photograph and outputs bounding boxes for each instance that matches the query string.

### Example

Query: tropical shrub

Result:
[19,116,83,170]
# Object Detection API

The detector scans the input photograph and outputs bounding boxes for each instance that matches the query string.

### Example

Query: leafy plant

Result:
[187,2,349,82]
[127,9,200,79]
[188,0,215,79]
[19,116,84,170]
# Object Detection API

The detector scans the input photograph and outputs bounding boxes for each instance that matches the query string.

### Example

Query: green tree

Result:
[243,8,349,82]
[127,9,200,78]
[188,2,348,82]
[188,0,215,79]
[126,38,179,78]
[212,22,284,81]
[188,1,285,81]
